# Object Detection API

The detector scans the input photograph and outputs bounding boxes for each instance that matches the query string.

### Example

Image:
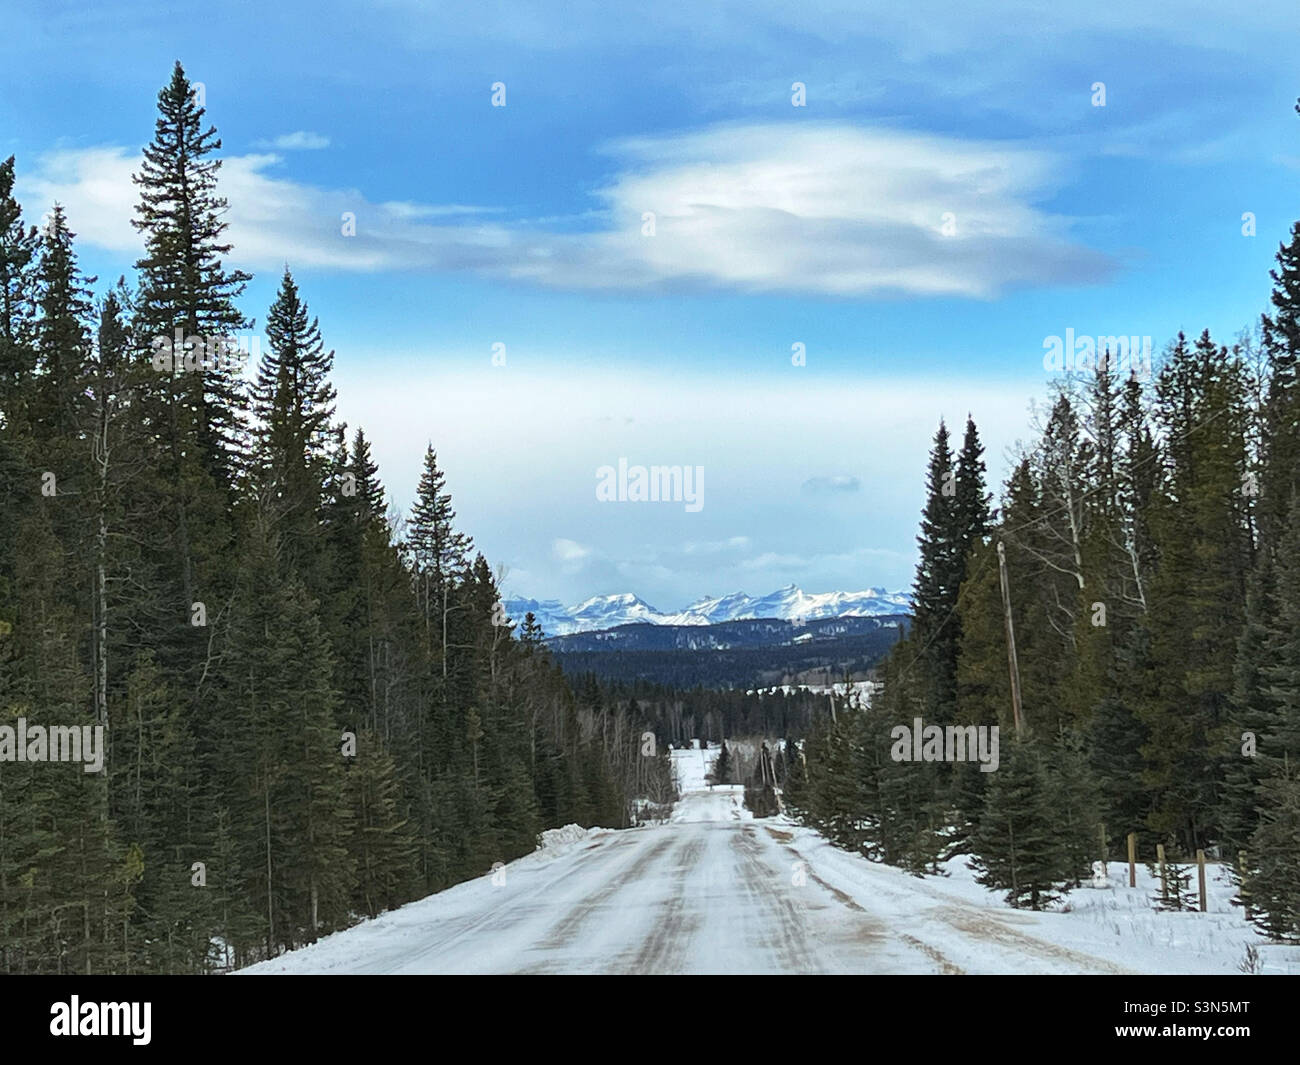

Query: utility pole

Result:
[997,540,1025,738]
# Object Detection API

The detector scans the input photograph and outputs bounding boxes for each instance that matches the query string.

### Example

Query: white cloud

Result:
[330,363,1038,604]
[253,131,330,151]
[682,536,751,555]
[802,475,861,495]
[552,538,592,562]
[19,122,1111,297]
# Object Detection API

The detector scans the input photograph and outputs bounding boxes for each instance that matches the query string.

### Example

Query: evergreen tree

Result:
[953,415,992,567]
[32,204,96,444]
[1150,846,1198,912]
[1242,759,1300,942]
[1258,214,1300,553]
[218,520,354,957]
[0,155,38,415]
[1138,331,1252,850]
[712,739,732,785]
[912,420,962,723]
[250,269,337,579]
[344,731,418,919]
[1049,729,1103,887]
[407,445,472,678]
[971,737,1070,910]
[132,60,251,492]
[129,60,250,691]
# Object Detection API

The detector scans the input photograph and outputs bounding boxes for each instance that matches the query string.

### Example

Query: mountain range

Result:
[504,584,912,637]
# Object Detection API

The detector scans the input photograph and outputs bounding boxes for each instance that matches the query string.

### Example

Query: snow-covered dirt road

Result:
[239,783,1204,975]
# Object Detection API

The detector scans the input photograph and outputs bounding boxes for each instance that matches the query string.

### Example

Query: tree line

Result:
[789,101,1300,937]
[0,62,646,973]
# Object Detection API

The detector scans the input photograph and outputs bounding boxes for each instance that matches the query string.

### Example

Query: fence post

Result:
[1157,842,1167,900]
[1196,849,1207,913]
[1127,832,1137,888]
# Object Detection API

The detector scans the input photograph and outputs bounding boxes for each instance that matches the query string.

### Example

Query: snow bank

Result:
[536,824,590,851]
[777,819,1300,975]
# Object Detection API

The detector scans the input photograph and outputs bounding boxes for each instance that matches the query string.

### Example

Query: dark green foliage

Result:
[1242,761,1300,941]
[1150,848,1198,913]
[0,67,642,974]
[971,738,1070,910]
[712,740,732,784]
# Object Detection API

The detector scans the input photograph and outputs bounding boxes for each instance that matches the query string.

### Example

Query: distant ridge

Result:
[504,584,912,636]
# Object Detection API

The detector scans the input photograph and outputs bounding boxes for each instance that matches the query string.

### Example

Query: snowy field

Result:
[237,744,1299,975]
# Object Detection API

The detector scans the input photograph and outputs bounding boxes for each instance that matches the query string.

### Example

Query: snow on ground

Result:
[537,824,591,851]
[236,757,1298,975]
[671,785,751,823]
[668,745,751,822]
[746,680,877,706]
[669,742,716,792]
[779,820,1300,976]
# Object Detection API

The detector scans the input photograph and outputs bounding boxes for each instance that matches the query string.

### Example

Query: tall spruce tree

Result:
[408,445,472,678]
[250,269,337,580]
[0,155,38,416]
[1258,215,1300,553]
[130,61,250,677]
[912,420,962,723]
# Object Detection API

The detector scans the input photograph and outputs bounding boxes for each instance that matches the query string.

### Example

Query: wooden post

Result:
[1197,850,1207,913]
[1157,842,1167,900]
[1127,832,1137,887]
[1100,823,1108,879]
[996,542,1024,739]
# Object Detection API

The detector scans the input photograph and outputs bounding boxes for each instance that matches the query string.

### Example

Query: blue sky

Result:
[4,0,1298,609]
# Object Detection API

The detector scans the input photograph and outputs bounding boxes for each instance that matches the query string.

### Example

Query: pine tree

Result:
[1242,759,1300,942]
[1258,214,1300,553]
[1222,562,1279,854]
[1138,331,1252,850]
[712,740,732,785]
[32,204,96,444]
[344,731,418,919]
[250,269,337,579]
[132,60,250,492]
[130,61,250,686]
[1150,845,1198,912]
[971,737,1070,909]
[407,446,472,678]
[0,156,39,626]
[219,520,355,957]
[1049,729,1103,887]
[912,420,962,723]
[953,415,992,567]
[0,155,38,414]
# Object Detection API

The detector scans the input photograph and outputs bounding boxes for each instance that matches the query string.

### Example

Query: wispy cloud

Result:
[253,130,330,150]
[20,121,1113,297]
[552,538,592,563]
[802,475,861,495]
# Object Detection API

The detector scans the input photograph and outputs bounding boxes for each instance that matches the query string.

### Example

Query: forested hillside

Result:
[789,113,1300,939]
[0,63,648,974]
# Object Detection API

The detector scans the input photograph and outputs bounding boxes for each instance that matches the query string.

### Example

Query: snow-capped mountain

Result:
[504,584,911,636]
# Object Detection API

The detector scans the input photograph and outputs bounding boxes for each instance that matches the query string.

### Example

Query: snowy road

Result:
[239,785,1153,975]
